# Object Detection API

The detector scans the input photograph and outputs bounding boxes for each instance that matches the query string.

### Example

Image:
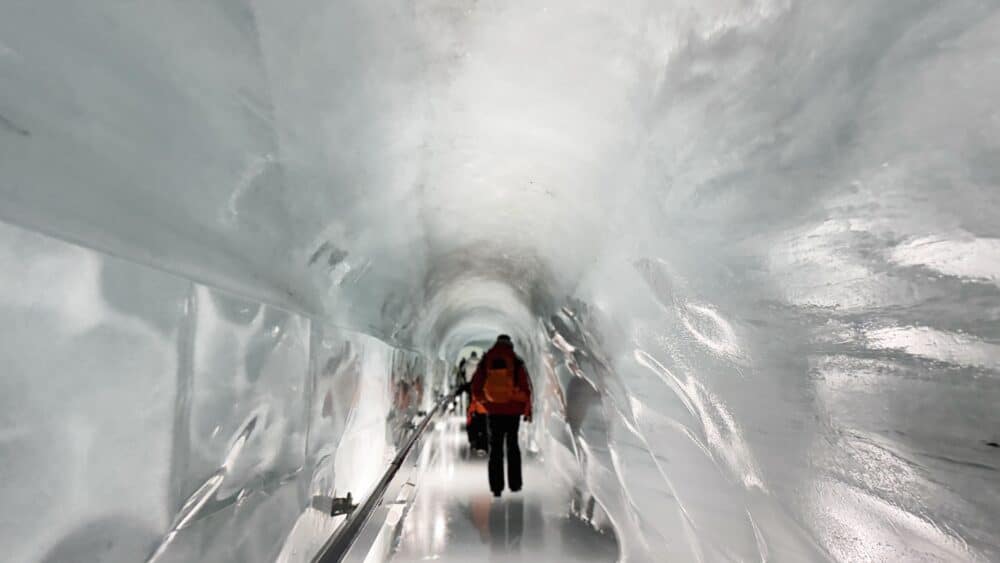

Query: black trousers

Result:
[487,414,522,493]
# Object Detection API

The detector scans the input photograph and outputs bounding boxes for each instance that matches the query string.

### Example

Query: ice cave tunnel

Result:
[1,1,999,562]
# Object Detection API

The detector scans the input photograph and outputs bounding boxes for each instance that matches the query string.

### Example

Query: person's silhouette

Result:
[470,335,533,497]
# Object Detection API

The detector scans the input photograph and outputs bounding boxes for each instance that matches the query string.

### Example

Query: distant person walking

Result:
[456,357,469,412]
[464,351,479,380]
[471,335,533,497]
[458,352,489,454]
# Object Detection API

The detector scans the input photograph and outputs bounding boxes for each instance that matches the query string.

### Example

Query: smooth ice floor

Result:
[389,417,618,563]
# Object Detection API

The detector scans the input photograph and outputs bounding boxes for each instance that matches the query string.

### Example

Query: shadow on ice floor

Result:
[388,416,618,563]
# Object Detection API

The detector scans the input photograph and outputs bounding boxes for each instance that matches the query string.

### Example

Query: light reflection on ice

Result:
[678,302,743,362]
[634,350,764,490]
[891,234,1000,286]
[866,325,1000,370]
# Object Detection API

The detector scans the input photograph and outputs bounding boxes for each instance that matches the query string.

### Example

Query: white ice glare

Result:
[891,234,1000,286]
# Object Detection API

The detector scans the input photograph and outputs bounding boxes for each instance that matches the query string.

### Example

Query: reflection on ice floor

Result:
[390,417,618,563]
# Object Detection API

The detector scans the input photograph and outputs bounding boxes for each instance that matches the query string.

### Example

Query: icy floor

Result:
[389,417,618,563]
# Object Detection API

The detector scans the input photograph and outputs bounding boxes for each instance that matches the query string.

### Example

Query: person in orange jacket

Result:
[467,396,489,454]
[471,334,533,497]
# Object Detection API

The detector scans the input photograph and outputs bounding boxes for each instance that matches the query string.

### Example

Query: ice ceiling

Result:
[2,0,999,561]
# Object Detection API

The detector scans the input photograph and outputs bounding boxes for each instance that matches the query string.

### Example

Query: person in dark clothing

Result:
[458,352,488,453]
[456,357,469,412]
[467,397,489,454]
[471,335,533,497]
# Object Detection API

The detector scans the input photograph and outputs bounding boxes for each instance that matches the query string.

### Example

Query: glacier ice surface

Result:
[1,0,999,561]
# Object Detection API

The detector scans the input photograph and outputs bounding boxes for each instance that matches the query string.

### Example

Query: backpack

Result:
[482,357,523,403]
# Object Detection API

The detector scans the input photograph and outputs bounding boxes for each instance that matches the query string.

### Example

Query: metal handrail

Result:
[311,389,460,563]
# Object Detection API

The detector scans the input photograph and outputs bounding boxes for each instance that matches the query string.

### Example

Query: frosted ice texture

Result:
[0,221,431,562]
[2,0,1000,561]
[0,222,184,562]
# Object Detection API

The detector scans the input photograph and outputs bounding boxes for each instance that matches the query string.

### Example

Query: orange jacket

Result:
[470,342,532,417]
[467,397,488,425]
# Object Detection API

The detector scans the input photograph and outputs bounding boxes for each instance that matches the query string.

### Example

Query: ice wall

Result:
[0,1,317,311]
[0,220,432,562]
[542,2,1000,560]
[2,0,1000,562]
[0,3,437,561]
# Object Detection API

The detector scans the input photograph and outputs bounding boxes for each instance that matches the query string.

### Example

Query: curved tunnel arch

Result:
[1,1,999,562]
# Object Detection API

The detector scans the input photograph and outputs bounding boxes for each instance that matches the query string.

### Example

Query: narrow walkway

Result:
[389,416,618,563]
